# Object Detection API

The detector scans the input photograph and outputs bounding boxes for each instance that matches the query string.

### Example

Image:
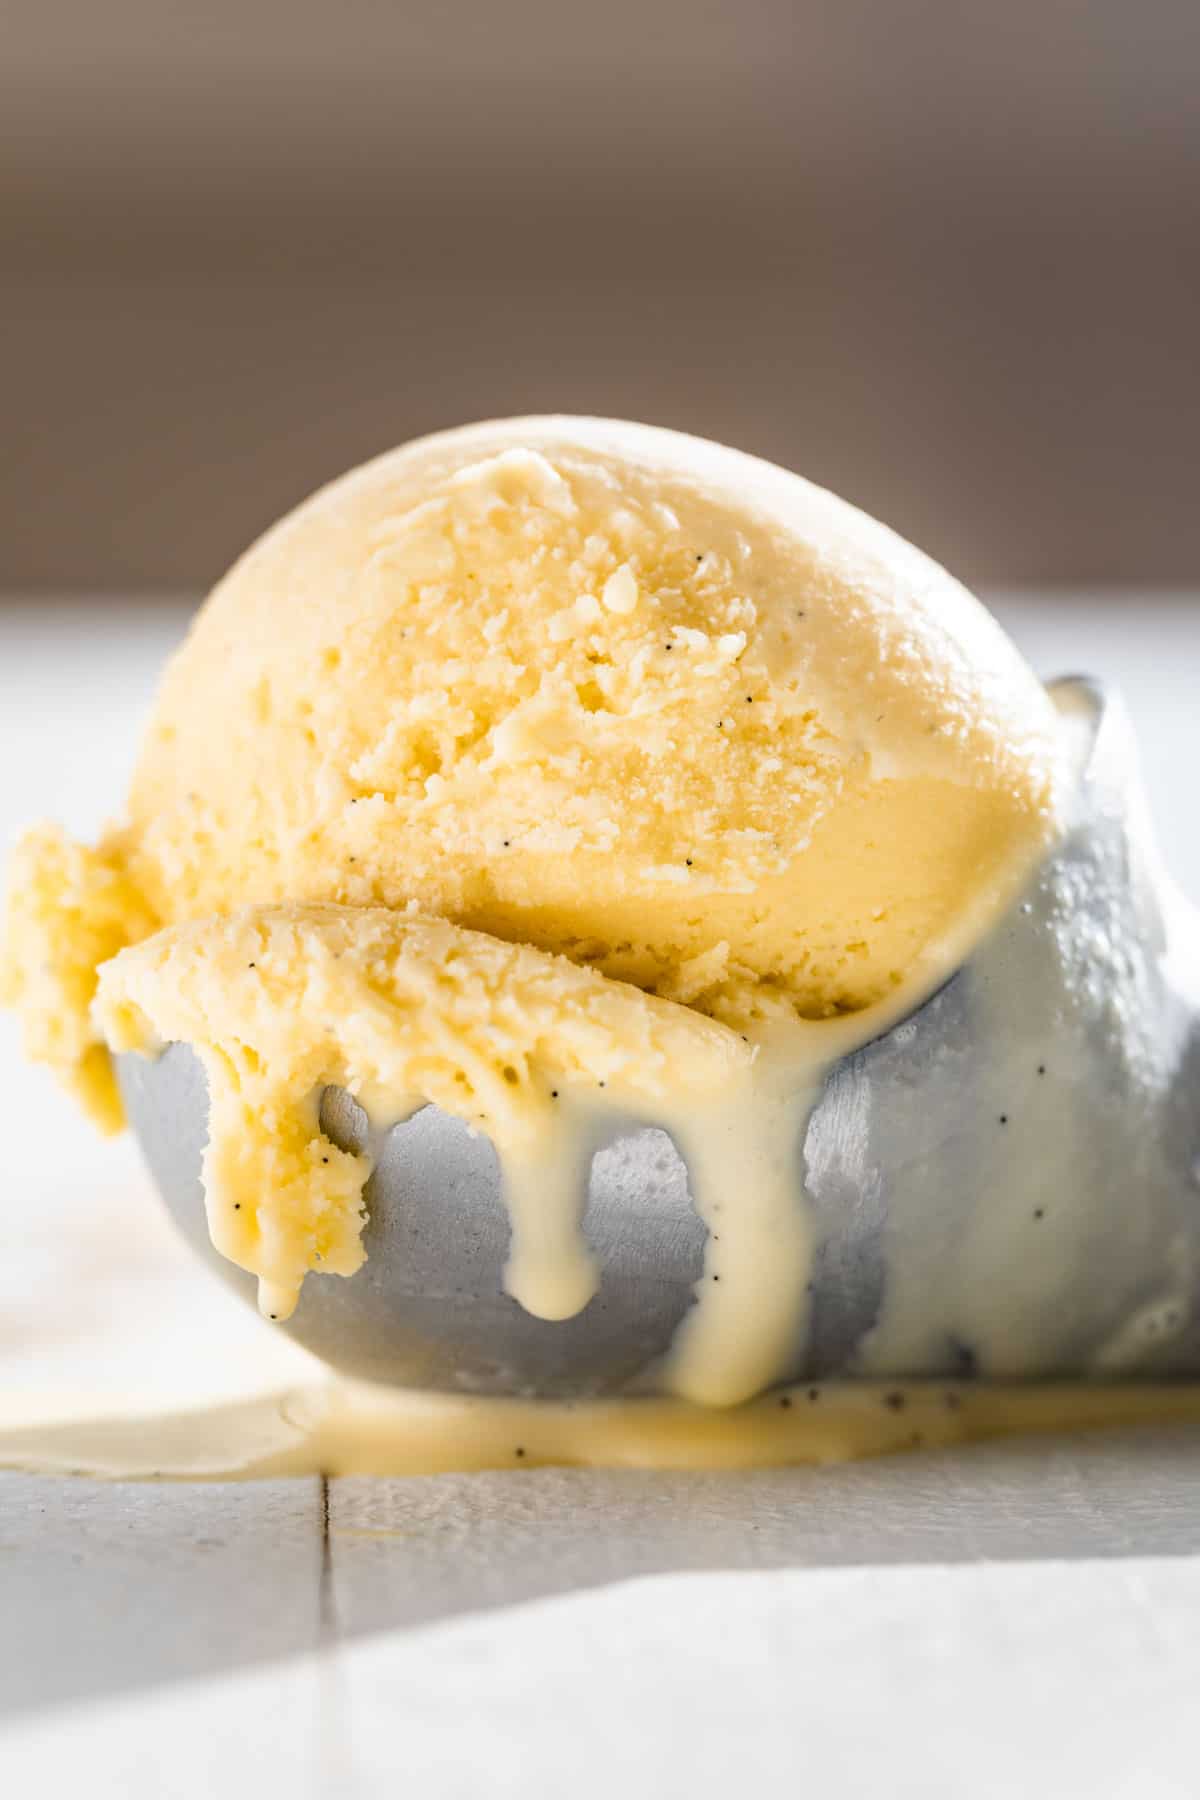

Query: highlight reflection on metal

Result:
[118,679,1200,1396]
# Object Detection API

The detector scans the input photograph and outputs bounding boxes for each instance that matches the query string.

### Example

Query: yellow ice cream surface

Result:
[96,903,753,1323]
[124,418,1061,1027]
[0,824,155,1131]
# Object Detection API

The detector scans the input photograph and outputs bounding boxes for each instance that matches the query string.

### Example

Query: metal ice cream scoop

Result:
[117,679,1200,1397]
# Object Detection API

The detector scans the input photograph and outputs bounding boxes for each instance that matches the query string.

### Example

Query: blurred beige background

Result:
[2,0,1198,594]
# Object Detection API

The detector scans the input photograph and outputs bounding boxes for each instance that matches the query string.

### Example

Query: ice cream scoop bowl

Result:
[116,680,1200,1400]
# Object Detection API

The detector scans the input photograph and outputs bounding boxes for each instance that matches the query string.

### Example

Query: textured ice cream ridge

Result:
[94,903,754,1334]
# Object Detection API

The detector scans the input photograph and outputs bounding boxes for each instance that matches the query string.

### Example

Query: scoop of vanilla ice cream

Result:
[2,417,1063,1133]
[0,418,1068,1357]
[124,417,1060,1027]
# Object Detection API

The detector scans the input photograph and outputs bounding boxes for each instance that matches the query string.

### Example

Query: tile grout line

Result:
[315,1474,357,1789]
[319,1474,336,1646]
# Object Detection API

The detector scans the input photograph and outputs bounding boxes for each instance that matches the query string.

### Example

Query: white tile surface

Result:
[0,1476,324,1720]
[6,1559,1200,1800]
[1,594,1198,1795]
